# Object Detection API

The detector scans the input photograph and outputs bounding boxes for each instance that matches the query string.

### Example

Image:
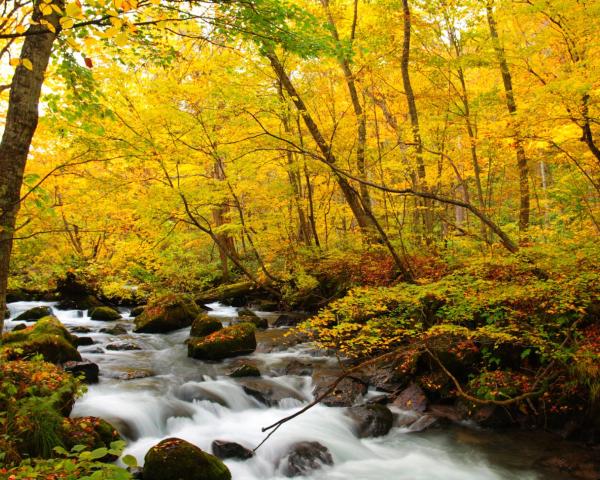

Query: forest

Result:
[0,0,599,479]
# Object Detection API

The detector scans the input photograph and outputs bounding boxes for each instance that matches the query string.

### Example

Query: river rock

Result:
[273,313,306,328]
[0,316,81,364]
[144,438,231,480]
[237,309,268,329]
[536,450,600,480]
[106,341,142,351]
[229,364,261,378]
[71,326,92,333]
[312,369,368,407]
[89,306,121,321]
[282,441,334,477]
[239,378,305,406]
[12,323,27,331]
[347,404,394,438]
[63,360,100,383]
[188,323,256,360]
[284,360,314,376]
[56,294,104,311]
[14,305,53,322]
[211,440,254,460]
[134,295,200,333]
[392,383,428,412]
[130,305,145,317]
[190,314,223,338]
[100,324,128,335]
[75,336,95,346]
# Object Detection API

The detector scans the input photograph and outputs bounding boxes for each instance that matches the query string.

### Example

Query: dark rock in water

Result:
[428,404,464,424]
[128,466,144,480]
[130,305,145,317]
[239,378,305,406]
[175,384,227,406]
[111,368,154,380]
[196,302,212,311]
[15,305,52,322]
[12,323,27,331]
[85,347,105,354]
[63,360,99,384]
[256,329,308,353]
[106,341,142,351]
[211,440,254,460]
[143,438,231,480]
[282,441,334,477]
[347,404,394,438]
[100,324,128,335]
[361,360,410,393]
[312,369,367,407]
[250,300,279,312]
[284,360,314,376]
[366,394,392,405]
[392,383,428,412]
[188,323,256,361]
[71,326,92,334]
[229,364,261,378]
[56,272,91,298]
[536,450,600,480]
[1,316,81,364]
[6,288,34,303]
[405,413,438,432]
[90,306,121,321]
[273,314,306,328]
[56,294,104,311]
[75,336,95,346]
[134,295,200,333]
[190,314,223,338]
[457,402,513,428]
[4,309,10,319]
[239,316,268,330]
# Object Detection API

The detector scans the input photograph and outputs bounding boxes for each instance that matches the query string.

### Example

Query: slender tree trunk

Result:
[212,156,236,281]
[400,0,434,240]
[486,1,530,231]
[0,0,63,331]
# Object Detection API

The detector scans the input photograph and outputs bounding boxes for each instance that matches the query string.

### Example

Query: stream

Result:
[5,301,575,480]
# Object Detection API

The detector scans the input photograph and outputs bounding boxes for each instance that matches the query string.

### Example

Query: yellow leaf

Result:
[22,58,33,70]
[60,17,74,29]
[9,58,20,67]
[15,24,25,34]
[149,0,160,4]
[40,4,53,15]
[103,26,119,38]
[65,2,81,17]
[115,31,128,46]
[51,4,63,14]
[40,19,56,33]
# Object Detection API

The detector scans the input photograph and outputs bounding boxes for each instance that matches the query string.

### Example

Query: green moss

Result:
[1,316,81,364]
[89,306,122,321]
[229,364,261,378]
[188,323,256,360]
[14,306,53,322]
[190,314,223,338]
[134,295,200,333]
[144,438,231,480]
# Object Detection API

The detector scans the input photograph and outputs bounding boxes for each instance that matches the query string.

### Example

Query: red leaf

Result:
[84,57,93,68]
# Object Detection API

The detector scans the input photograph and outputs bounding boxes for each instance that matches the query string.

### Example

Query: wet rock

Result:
[536,450,600,480]
[106,341,142,351]
[12,323,27,331]
[406,414,438,432]
[14,306,53,322]
[128,466,144,479]
[56,294,104,311]
[100,324,128,335]
[175,383,228,406]
[256,329,308,353]
[71,326,92,334]
[273,314,306,328]
[361,359,411,393]
[130,306,145,317]
[63,360,100,383]
[312,369,368,407]
[134,295,200,333]
[237,309,268,329]
[89,306,121,321]
[190,314,223,338]
[144,438,231,480]
[4,309,10,319]
[1,316,81,364]
[282,441,333,477]
[392,383,428,412]
[75,336,95,346]
[237,308,259,319]
[240,378,305,406]
[188,323,256,361]
[111,368,154,380]
[458,402,513,428]
[347,404,394,438]
[211,440,254,460]
[428,404,464,424]
[249,300,279,312]
[284,360,314,376]
[229,364,261,378]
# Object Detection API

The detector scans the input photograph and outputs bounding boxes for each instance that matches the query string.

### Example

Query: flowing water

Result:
[5,301,573,480]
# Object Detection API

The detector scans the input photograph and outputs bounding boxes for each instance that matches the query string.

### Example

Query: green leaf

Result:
[122,454,138,468]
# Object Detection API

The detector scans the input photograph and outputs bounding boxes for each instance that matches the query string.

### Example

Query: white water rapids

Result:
[5,301,563,480]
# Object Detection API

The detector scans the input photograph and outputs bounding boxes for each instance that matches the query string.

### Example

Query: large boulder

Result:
[190,314,223,338]
[188,323,256,361]
[1,316,81,364]
[392,383,428,412]
[239,378,305,406]
[56,295,105,311]
[14,306,52,322]
[89,306,121,321]
[347,404,394,438]
[282,441,333,477]
[312,369,368,407]
[143,438,231,480]
[237,309,268,329]
[229,364,261,378]
[130,306,146,317]
[63,360,99,384]
[134,295,200,333]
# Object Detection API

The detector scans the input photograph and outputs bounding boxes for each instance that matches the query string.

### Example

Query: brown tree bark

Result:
[486,1,530,232]
[0,0,63,331]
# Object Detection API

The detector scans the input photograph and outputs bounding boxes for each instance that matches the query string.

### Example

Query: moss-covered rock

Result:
[130,305,145,317]
[134,295,200,333]
[61,416,122,456]
[229,364,261,378]
[188,323,256,360]
[1,316,81,364]
[56,294,104,311]
[143,438,231,480]
[14,306,53,322]
[89,306,121,321]
[190,314,223,338]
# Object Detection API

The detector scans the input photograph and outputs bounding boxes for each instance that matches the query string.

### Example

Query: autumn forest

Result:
[0,0,599,478]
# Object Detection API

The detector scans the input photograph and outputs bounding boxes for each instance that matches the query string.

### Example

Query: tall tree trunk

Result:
[212,156,236,281]
[400,0,434,240]
[266,51,380,242]
[0,0,63,331]
[486,1,530,231]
